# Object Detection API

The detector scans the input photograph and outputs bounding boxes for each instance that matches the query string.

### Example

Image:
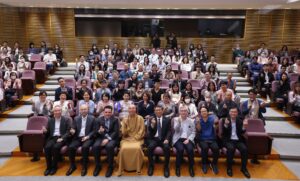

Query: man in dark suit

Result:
[54,77,73,101]
[43,105,71,176]
[66,104,95,176]
[222,106,251,179]
[142,72,154,90]
[173,71,187,91]
[92,105,120,177]
[147,105,171,178]
[258,64,274,101]
[218,91,240,119]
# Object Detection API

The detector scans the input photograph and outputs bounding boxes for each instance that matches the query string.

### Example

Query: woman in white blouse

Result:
[180,56,193,72]
[53,92,73,117]
[32,91,53,116]
[168,83,182,105]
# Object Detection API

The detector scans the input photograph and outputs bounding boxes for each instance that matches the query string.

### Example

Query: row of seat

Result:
[18,116,273,160]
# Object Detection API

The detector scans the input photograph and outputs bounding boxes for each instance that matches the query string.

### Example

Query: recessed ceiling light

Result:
[287,0,299,3]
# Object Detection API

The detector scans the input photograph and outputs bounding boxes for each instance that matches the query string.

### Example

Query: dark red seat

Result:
[18,116,48,153]
[246,119,273,156]
[33,62,47,83]
[29,54,42,68]
[181,70,189,80]
[117,62,125,71]
[160,79,170,89]
[21,70,36,95]
[188,79,201,90]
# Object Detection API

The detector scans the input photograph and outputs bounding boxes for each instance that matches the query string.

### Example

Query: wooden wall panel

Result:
[0,8,299,63]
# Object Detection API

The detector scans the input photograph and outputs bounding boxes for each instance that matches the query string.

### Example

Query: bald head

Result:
[128,104,137,116]
[80,104,89,117]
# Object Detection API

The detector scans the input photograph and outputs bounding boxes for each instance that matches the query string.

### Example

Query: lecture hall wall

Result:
[0,8,299,63]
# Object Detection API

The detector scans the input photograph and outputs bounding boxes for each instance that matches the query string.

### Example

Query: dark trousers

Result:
[198,140,219,165]
[147,137,170,167]
[44,137,66,170]
[5,89,16,107]
[68,138,94,168]
[174,138,194,168]
[92,138,117,168]
[224,140,248,170]
[260,83,271,97]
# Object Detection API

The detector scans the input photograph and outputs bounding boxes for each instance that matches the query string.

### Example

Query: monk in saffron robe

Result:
[117,104,145,176]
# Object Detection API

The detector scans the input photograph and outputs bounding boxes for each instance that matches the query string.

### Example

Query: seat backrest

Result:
[171,62,179,70]
[246,119,265,133]
[117,62,125,71]
[33,62,46,69]
[181,70,189,80]
[161,79,170,88]
[271,81,279,93]
[65,78,76,88]
[289,73,299,82]
[218,118,224,139]
[30,54,42,61]
[26,116,48,130]
[21,70,35,79]
[188,79,201,89]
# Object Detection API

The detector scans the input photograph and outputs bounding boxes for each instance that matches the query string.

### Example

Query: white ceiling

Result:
[0,0,300,9]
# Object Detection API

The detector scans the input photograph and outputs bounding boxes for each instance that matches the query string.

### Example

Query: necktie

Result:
[157,118,162,140]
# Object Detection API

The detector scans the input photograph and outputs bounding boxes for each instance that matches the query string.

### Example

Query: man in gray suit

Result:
[66,104,95,176]
[172,105,196,177]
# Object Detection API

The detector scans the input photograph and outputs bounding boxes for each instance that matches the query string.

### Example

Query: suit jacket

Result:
[147,116,171,143]
[95,116,120,141]
[143,79,154,89]
[137,100,155,118]
[172,117,196,145]
[55,86,73,101]
[258,71,274,85]
[72,115,95,139]
[45,116,71,142]
[218,100,239,118]
[222,117,246,143]
[173,79,187,91]
[241,99,266,123]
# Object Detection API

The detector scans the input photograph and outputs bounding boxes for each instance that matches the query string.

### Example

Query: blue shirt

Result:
[199,115,216,141]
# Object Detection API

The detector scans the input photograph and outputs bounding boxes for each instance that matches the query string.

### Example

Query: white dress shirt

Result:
[155,117,163,137]
[54,118,61,136]
[230,121,239,140]
[79,116,87,137]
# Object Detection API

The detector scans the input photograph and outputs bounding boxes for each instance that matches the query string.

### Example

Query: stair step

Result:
[54,71,76,75]
[0,118,27,135]
[48,75,75,80]
[235,86,252,93]
[266,121,300,138]
[263,108,291,121]
[220,72,240,76]
[0,105,33,118]
[38,84,60,91]
[273,138,300,160]
[0,135,19,156]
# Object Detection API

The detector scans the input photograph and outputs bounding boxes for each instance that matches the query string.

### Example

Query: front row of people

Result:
[42,104,251,178]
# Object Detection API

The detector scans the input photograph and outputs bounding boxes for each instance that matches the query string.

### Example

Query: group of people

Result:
[27,41,284,179]
[234,43,300,115]
[0,41,64,111]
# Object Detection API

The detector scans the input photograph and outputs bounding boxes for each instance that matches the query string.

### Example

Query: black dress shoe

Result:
[164,167,170,178]
[175,167,180,177]
[227,168,233,177]
[44,169,51,176]
[93,165,102,177]
[49,168,57,175]
[241,168,251,179]
[202,164,208,174]
[147,165,154,176]
[105,167,113,178]
[211,164,219,175]
[189,166,195,177]
[66,166,77,176]
[81,168,87,176]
